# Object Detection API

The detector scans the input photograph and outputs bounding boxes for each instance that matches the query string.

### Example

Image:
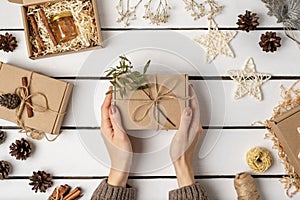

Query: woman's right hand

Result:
[170,85,203,188]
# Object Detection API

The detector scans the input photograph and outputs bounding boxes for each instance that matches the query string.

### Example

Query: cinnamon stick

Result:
[21,77,34,118]
[63,187,82,200]
[38,9,58,46]
[28,15,45,51]
[49,184,71,200]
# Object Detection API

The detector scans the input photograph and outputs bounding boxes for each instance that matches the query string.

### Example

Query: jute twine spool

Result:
[234,172,261,200]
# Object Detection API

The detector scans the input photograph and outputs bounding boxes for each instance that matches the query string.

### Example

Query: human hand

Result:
[170,85,203,188]
[101,86,133,187]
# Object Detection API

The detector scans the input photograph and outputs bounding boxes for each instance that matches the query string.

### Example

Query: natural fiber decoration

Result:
[264,80,300,197]
[234,172,261,200]
[26,0,100,57]
[227,58,271,101]
[246,147,272,174]
[261,0,300,49]
[143,0,171,25]
[194,19,237,63]
[182,0,223,20]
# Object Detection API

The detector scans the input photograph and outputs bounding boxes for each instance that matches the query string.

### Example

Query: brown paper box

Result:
[8,0,103,59]
[113,74,189,130]
[269,105,300,177]
[0,62,73,135]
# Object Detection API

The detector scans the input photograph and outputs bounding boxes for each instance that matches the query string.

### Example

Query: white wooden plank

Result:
[1,30,300,77]
[0,79,295,127]
[68,79,299,127]
[0,178,298,200]
[0,129,289,176]
[1,0,279,29]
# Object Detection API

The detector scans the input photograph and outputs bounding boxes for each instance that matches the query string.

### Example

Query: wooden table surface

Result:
[1,0,300,199]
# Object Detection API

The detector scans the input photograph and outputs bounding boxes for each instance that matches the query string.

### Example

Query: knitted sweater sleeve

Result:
[169,182,209,200]
[91,179,137,200]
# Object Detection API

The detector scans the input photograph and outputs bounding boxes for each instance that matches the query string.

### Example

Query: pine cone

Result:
[29,170,53,193]
[237,10,259,32]
[0,33,18,53]
[0,160,11,180]
[259,31,281,52]
[0,130,6,144]
[9,138,32,160]
[0,93,21,110]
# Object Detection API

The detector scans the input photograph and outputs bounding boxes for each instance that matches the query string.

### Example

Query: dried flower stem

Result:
[116,0,142,27]
[143,0,171,25]
[182,0,223,20]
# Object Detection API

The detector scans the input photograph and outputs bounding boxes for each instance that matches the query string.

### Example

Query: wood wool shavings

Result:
[27,0,100,57]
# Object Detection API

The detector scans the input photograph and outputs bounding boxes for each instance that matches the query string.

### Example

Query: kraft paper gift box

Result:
[8,0,103,59]
[113,74,189,130]
[0,62,73,136]
[269,105,300,176]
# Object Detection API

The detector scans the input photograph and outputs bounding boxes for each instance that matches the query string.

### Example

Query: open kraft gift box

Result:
[8,0,103,59]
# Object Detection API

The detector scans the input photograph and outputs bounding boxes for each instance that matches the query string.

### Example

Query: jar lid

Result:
[51,12,73,22]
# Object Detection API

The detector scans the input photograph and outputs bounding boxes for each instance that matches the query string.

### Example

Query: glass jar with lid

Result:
[51,12,78,43]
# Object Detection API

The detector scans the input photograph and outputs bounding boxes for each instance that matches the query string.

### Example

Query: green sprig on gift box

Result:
[105,56,151,98]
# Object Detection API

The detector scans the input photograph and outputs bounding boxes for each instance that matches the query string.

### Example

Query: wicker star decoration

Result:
[194,20,237,63]
[227,58,271,101]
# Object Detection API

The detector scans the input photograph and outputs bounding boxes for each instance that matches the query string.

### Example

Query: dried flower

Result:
[116,0,142,27]
[143,0,171,25]
[182,0,223,20]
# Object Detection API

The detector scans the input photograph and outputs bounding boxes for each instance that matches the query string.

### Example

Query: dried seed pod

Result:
[0,33,18,52]
[259,31,281,52]
[237,10,259,32]
[9,138,32,160]
[0,130,6,144]
[0,93,21,110]
[0,160,11,180]
[29,170,53,193]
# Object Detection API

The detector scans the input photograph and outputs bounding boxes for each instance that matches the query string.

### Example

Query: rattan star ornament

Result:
[194,20,237,63]
[227,58,271,101]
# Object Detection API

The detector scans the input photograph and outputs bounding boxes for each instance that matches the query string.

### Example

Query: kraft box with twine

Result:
[113,74,189,130]
[0,62,73,141]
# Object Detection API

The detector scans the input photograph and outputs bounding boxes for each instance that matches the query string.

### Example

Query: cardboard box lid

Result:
[0,62,73,134]
[269,105,300,176]
[8,0,53,4]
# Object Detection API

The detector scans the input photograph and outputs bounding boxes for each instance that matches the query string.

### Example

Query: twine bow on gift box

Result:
[0,72,63,141]
[120,75,189,129]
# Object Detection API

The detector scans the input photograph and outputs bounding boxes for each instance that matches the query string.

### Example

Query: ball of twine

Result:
[246,147,272,174]
[234,172,261,200]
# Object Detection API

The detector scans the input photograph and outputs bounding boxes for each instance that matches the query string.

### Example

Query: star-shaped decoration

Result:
[227,58,271,101]
[194,20,237,63]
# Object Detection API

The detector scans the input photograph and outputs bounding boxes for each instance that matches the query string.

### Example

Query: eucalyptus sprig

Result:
[105,56,151,98]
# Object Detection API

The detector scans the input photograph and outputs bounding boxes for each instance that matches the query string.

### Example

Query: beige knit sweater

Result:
[91,179,209,200]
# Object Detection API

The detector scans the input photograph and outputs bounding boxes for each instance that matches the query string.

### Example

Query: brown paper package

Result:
[269,105,300,176]
[113,74,188,130]
[0,62,73,135]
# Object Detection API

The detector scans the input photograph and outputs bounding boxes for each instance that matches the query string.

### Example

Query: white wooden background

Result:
[1,0,300,199]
